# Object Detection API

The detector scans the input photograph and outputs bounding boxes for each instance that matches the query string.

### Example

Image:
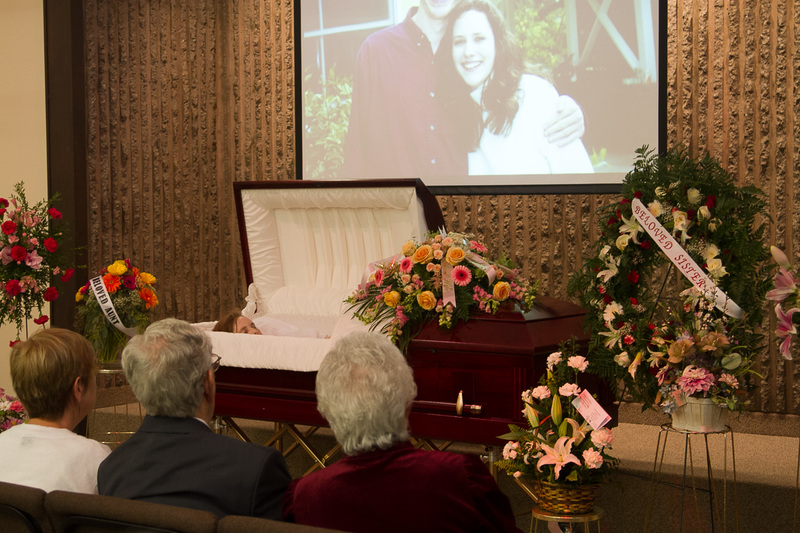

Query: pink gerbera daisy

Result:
[399,257,413,274]
[451,265,472,286]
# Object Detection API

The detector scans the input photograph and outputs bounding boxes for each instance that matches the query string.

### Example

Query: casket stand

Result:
[205,180,613,473]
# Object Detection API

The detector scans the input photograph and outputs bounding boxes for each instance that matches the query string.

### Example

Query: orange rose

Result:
[445,247,466,266]
[412,244,434,264]
[417,290,437,310]
[383,291,401,308]
[401,241,417,256]
[492,281,510,301]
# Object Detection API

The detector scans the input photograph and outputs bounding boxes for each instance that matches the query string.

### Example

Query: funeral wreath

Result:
[568,147,772,414]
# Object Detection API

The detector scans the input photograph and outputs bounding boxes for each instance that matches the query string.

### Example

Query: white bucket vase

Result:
[671,396,727,433]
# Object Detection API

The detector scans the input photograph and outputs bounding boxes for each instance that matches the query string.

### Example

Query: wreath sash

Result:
[631,199,742,318]
[89,276,139,336]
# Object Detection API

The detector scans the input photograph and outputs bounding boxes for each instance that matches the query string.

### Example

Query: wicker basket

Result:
[516,478,600,514]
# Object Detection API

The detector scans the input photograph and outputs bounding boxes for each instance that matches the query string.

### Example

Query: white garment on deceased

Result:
[0,423,111,493]
[469,74,594,175]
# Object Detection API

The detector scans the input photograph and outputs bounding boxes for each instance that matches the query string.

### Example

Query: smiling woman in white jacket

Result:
[441,0,593,176]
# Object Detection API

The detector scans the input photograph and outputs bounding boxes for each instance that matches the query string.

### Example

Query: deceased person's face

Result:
[235,317,262,335]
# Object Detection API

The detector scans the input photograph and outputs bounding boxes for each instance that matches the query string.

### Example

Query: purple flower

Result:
[122,275,137,290]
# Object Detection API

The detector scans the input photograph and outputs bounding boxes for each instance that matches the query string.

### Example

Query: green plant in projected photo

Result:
[303,69,352,179]
[507,0,567,76]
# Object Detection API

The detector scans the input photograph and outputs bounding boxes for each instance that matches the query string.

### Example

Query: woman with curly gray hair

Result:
[283,331,522,533]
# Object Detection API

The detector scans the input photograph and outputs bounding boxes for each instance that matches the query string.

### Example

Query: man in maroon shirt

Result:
[342,0,584,179]
[283,331,523,533]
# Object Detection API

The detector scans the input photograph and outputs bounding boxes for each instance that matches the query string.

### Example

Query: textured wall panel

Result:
[82,0,799,413]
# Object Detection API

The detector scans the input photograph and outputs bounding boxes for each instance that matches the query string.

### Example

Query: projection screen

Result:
[296,0,665,194]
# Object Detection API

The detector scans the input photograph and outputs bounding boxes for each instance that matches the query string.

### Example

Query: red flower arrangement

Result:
[0,183,73,342]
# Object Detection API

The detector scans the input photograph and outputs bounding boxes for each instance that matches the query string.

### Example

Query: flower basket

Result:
[517,477,600,514]
[670,396,727,433]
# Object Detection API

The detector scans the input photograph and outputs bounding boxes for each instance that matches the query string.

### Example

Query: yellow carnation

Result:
[416,290,437,311]
[445,247,466,266]
[75,290,84,302]
[107,260,128,276]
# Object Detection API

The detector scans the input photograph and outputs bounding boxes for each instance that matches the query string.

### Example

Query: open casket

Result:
[207,179,608,459]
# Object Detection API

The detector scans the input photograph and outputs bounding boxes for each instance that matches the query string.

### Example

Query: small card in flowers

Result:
[572,390,611,430]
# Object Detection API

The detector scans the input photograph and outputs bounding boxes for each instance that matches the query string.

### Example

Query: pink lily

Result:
[536,436,581,480]
[767,267,798,302]
[775,304,798,360]
[771,246,791,269]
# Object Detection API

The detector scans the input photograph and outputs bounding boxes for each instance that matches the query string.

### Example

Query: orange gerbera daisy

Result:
[139,287,158,309]
[102,273,121,293]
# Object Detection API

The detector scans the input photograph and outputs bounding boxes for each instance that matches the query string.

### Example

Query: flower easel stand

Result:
[89,361,143,448]
[515,477,604,533]
[644,423,739,533]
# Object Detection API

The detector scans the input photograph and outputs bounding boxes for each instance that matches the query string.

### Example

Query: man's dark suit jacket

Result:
[98,415,290,520]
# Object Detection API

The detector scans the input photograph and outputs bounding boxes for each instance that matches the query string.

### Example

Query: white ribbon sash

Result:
[89,276,139,336]
[631,199,742,318]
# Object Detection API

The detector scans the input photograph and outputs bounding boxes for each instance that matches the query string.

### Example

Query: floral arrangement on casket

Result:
[0,182,74,343]
[346,231,539,352]
[495,342,619,512]
[0,387,27,432]
[75,259,158,362]
[767,246,799,360]
[567,147,772,414]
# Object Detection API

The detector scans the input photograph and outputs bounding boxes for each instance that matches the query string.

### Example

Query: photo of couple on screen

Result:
[299,0,660,189]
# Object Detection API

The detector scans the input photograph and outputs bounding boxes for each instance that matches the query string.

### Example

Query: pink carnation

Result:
[546,351,562,370]
[582,448,604,469]
[718,373,739,388]
[531,385,551,400]
[558,383,581,397]
[567,355,589,372]
[590,427,613,448]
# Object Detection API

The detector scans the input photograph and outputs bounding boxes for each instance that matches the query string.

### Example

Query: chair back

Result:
[0,481,53,533]
[218,515,345,533]
[44,491,217,533]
